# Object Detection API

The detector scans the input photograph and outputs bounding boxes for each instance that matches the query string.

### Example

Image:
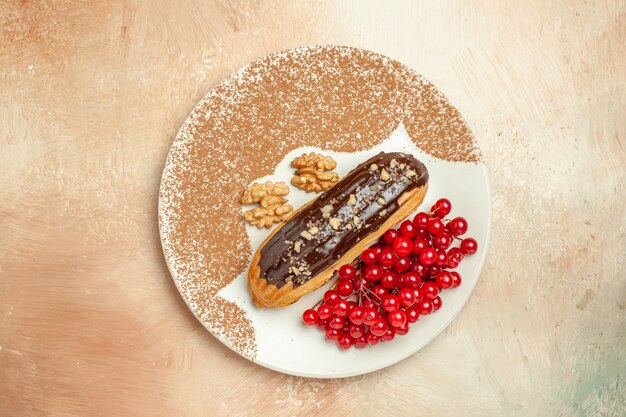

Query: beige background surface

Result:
[1,1,624,416]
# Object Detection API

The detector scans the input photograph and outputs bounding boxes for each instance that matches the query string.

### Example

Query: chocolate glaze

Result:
[259,152,428,288]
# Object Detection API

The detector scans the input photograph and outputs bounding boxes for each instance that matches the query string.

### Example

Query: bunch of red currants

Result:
[302,198,478,349]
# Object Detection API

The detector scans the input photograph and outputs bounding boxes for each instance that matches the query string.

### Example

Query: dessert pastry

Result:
[248,152,429,308]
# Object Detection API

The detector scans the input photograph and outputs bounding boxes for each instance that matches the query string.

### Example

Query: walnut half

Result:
[240,181,293,228]
[291,152,339,193]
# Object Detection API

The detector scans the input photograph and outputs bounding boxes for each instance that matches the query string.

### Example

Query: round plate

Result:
[159,45,490,378]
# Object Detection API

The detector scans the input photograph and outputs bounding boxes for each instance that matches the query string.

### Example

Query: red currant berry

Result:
[412,287,425,302]
[447,247,464,268]
[317,304,333,320]
[338,334,354,349]
[433,232,453,250]
[417,299,434,315]
[415,227,429,238]
[434,250,448,267]
[369,318,389,337]
[419,247,437,265]
[411,262,429,278]
[302,309,319,326]
[370,245,382,255]
[427,218,445,235]
[333,299,349,316]
[347,300,357,312]
[382,294,400,312]
[364,265,383,282]
[406,306,420,323]
[325,327,340,340]
[362,307,379,326]
[460,237,478,255]
[393,256,410,273]
[448,217,468,236]
[349,324,366,339]
[382,229,399,245]
[336,280,354,297]
[388,310,407,328]
[323,290,340,305]
[413,212,430,228]
[411,238,429,255]
[372,285,387,299]
[432,296,442,311]
[353,276,367,291]
[422,281,439,299]
[435,271,453,289]
[395,321,410,336]
[450,271,462,288]
[354,336,368,348]
[395,274,404,287]
[426,265,441,278]
[361,248,378,265]
[377,247,396,269]
[382,327,396,342]
[431,198,452,218]
[328,316,346,330]
[366,333,381,345]
[399,220,418,239]
[402,271,421,288]
[348,306,365,325]
[392,236,413,257]
[361,298,376,310]
[380,270,397,289]
[398,287,416,306]
[338,264,356,280]
[317,318,327,330]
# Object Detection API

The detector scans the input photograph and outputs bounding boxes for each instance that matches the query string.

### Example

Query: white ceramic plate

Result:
[219,125,490,377]
[159,46,490,378]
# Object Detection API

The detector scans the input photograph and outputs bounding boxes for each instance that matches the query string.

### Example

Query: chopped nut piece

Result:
[290,267,300,276]
[353,216,360,226]
[293,241,302,253]
[321,204,333,218]
[380,168,390,181]
[347,194,357,206]
[308,226,319,235]
[370,163,378,171]
[399,163,406,170]
[377,197,386,205]
[353,207,359,215]
[346,223,354,230]
[291,152,339,192]
[300,230,313,240]
[329,217,342,230]
[390,159,398,168]
[406,169,416,177]
[379,209,388,217]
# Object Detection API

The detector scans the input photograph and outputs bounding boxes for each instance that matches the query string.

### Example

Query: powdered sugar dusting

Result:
[159,45,481,358]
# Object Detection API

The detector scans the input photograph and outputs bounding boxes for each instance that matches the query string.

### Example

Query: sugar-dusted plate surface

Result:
[159,45,490,378]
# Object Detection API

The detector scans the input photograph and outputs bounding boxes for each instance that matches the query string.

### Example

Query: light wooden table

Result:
[1,1,624,416]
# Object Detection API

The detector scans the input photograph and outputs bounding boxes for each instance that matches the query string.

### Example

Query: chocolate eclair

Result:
[248,152,429,308]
